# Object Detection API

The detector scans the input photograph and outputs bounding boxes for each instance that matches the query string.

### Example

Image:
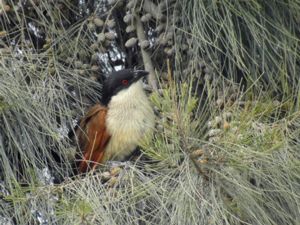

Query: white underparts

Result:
[103,81,155,161]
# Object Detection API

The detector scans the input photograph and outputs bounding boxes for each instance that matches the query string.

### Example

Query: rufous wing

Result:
[76,104,111,173]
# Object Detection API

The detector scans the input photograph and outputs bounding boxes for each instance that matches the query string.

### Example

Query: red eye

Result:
[122,79,128,85]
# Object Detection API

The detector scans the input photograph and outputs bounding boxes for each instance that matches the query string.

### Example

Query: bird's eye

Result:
[122,79,128,85]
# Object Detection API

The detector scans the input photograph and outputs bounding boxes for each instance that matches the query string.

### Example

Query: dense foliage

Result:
[0,0,299,224]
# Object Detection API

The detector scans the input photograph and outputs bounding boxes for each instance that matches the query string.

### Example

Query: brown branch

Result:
[135,14,158,90]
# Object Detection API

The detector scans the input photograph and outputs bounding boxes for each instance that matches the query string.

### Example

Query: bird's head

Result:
[102,69,149,105]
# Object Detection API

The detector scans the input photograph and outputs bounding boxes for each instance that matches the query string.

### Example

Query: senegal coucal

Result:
[75,69,155,173]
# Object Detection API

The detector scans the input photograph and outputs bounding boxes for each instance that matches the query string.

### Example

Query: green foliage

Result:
[0,0,300,224]
[56,196,93,224]
[178,0,300,95]
[142,81,200,165]
[0,97,10,111]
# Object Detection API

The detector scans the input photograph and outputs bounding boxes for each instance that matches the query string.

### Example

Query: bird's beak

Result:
[134,70,149,79]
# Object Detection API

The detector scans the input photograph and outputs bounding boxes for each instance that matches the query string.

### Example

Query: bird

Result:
[74,69,155,173]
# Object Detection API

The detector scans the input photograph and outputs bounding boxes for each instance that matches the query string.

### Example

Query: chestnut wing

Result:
[76,104,111,173]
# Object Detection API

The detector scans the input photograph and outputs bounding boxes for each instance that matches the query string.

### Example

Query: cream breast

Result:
[104,81,155,161]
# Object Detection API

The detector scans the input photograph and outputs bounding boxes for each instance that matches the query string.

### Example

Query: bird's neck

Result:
[107,81,147,108]
[106,80,154,137]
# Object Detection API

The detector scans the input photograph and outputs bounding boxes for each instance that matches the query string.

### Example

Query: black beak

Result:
[134,70,149,79]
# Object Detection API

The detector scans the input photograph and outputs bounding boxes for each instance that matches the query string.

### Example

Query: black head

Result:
[101,69,149,105]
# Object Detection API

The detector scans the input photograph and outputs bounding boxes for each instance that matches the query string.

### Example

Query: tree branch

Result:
[135,14,158,90]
